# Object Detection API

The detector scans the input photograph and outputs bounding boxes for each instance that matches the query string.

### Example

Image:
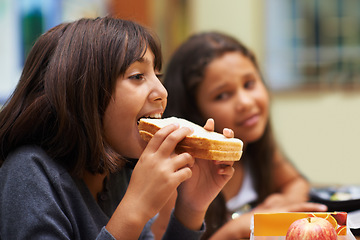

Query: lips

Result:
[237,114,260,127]
[137,112,163,125]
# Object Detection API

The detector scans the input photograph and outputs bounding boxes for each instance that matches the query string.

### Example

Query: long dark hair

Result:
[0,17,162,177]
[163,32,276,238]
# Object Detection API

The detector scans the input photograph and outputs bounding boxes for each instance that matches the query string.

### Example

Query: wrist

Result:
[173,202,206,231]
[106,195,151,239]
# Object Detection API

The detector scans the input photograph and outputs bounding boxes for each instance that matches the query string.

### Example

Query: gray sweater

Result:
[0,145,204,239]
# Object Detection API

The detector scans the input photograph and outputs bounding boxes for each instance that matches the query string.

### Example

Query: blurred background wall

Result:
[1,0,359,185]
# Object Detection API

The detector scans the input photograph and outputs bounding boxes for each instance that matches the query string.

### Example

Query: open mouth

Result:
[137,113,163,125]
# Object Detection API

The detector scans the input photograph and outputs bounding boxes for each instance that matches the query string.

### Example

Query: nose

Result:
[235,90,253,111]
[149,75,168,103]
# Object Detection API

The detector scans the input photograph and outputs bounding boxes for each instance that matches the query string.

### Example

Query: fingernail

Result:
[187,127,194,133]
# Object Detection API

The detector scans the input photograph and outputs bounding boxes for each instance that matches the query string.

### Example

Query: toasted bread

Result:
[138,117,243,161]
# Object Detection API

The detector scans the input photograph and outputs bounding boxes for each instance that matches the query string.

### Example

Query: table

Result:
[238,235,360,239]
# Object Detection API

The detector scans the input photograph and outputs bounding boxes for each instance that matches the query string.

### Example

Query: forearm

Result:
[173,204,205,231]
[257,176,311,210]
[280,176,310,202]
[272,149,311,203]
[106,195,150,240]
[209,213,253,240]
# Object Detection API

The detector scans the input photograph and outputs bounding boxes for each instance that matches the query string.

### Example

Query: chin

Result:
[243,135,263,145]
[248,126,267,142]
[118,135,146,159]
[237,131,262,144]
[122,148,142,160]
[134,135,148,157]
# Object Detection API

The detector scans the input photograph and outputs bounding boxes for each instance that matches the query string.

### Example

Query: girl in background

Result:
[163,32,327,239]
[0,18,235,239]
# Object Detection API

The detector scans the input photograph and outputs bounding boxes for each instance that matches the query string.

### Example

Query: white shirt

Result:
[226,164,258,217]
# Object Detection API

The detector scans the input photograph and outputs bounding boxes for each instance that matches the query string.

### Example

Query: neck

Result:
[82,171,107,201]
[222,161,244,202]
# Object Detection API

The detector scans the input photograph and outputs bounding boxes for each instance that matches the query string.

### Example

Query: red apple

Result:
[286,217,337,240]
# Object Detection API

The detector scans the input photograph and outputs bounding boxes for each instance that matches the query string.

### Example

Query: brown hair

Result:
[0,17,162,177]
[163,32,276,238]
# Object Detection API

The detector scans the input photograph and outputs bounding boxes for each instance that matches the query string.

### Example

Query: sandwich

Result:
[138,117,243,161]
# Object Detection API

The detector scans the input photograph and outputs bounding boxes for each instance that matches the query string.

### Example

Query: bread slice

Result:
[138,117,243,161]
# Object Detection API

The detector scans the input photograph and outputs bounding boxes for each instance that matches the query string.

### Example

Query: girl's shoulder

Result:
[2,145,67,174]
[0,145,71,191]
[0,147,108,238]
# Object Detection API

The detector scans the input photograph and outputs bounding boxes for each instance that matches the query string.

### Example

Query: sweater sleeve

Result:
[0,150,74,239]
[162,211,205,240]
[96,227,116,240]
[0,146,206,240]
[0,146,108,239]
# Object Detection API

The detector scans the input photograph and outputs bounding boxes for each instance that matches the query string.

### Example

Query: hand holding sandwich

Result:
[134,117,240,233]
[108,123,196,239]
[175,118,236,230]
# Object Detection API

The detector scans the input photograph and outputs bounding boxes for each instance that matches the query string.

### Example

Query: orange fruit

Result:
[309,213,338,229]
[310,212,328,219]
[336,226,347,235]
[325,215,338,229]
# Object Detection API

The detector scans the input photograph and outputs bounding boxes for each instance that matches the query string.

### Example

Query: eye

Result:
[214,91,232,101]
[156,73,163,81]
[129,73,145,81]
[244,78,256,89]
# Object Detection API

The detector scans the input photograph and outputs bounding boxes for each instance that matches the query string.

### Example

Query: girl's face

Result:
[196,52,269,144]
[103,49,167,158]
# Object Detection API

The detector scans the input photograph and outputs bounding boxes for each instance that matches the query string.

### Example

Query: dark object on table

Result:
[310,185,360,236]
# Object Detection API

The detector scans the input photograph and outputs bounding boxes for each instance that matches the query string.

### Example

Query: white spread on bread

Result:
[138,117,243,161]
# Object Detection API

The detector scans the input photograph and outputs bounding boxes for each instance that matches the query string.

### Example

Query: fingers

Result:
[145,123,193,157]
[284,202,328,212]
[157,126,193,157]
[218,164,235,176]
[214,160,234,166]
[142,125,195,181]
[203,118,235,139]
[173,166,193,183]
[160,153,194,186]
[144,123,179,152]
[223,128,234,138]
[293,202,328,212]
[171,152,195,171]
[203,118,214,131]
[214,161,235,176]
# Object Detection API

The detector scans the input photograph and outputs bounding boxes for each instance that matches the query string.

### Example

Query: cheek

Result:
[200,103,233,132]
[253,89,270,136]
[258,90,270,119]
[103,97,133,152]
[103,103,123,147]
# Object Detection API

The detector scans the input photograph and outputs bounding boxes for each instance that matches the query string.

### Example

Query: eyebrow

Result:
[137,56,155,68]
[209,83,229,95]
[137,57,148,63]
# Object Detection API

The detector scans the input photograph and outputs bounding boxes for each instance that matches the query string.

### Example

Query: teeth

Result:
[144,113,162,119]
[138,113,162,125]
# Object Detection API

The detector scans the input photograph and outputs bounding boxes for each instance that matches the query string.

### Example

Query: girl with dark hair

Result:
[0,18,235,239]
[162,32,327,239]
